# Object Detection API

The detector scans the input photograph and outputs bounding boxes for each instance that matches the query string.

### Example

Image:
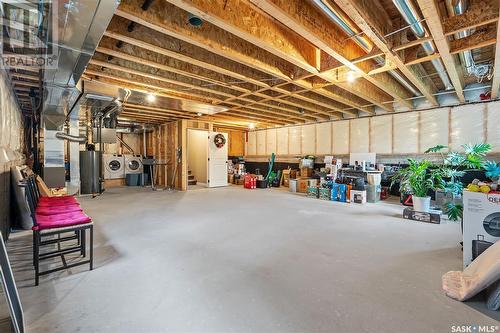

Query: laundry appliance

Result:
[124,154,143,174]
[103,154,125,179]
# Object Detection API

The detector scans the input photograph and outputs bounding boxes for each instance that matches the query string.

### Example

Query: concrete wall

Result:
[246,100,500,163]
[0,68,24,240]
[187,129,208,184]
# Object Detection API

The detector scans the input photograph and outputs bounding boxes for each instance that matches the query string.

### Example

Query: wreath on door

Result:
[214,133,226,148]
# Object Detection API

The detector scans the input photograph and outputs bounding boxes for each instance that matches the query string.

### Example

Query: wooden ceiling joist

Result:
[416,0,466,102]
[104,16,372,116]
[250,0,413,111]
[491,7,500,99]
[442,0,499,37]
[333,0,438,107]
[449,26,497,55]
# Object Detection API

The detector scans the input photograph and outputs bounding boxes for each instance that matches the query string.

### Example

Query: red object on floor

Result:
[244,174,256,189]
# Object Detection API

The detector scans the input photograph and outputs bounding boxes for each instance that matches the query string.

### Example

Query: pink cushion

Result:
[39,196,77,203]
[36,205,82,215]
[36,200,80,207]
[33,212,92,230]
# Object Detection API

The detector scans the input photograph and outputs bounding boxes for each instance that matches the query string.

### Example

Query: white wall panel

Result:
[316,122,332,155]
[419,108,449,153]
[393,112,419,153]
[266,128,277,155]
[450,104,485,151]
[256,130,266,155]
[487,103,500,152]
[247,131,256,155]
[301,124,316,154]
[350,118,369,153]
[276,127,289,155]
[370,115,392,154]
[289,126,302,155]
[332,121,349,154]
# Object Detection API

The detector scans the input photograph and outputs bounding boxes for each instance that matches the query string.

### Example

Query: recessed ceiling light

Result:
[146,93,156,102]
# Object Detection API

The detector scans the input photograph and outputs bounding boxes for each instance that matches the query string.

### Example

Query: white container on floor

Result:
[413,196,431,212]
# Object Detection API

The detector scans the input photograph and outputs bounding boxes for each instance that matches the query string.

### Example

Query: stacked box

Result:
[350,190,367,204]
[307,187,319,198]
[319,188,331,200]
[331,184,347,202]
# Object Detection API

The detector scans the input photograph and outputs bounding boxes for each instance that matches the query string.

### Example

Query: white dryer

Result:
[124,154,143,174]
[103,154,125,179]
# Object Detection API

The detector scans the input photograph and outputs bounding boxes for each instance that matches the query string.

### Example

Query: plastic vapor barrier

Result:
[245,100,500,157]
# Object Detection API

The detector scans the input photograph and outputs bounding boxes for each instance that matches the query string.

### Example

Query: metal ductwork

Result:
[55,132,87,143]
[446,0,478,78]
[392,0,454,90]
[311,0,421,97]
[42,0,120,129]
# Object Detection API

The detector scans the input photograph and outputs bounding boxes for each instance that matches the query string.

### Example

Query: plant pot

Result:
[413,196,431,212]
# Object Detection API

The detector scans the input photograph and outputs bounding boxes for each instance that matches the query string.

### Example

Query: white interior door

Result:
[208,132,228,187]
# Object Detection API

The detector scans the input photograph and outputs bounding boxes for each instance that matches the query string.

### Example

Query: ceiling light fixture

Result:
[146,93,156,102]
[197,112,202,116]
[347,71,356,83]
[248,123,255,129]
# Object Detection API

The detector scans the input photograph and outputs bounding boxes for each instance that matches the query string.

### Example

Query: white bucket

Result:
[289,179,297,192]
[413,196,431,212]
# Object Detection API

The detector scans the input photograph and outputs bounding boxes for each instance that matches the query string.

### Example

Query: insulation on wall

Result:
[276,127,289,155]
[350,118,369,153]
[266,128,277,155]
[288,126,301,155]
[256,130,266,155]
[332,120,349,155]
[247,131,256,155]
[450,104,485,151]
[370,115,392,154]
[487,103,500,153]
[316,122,332,155]
[393,112,419,154]
[301,124,315,155]
[419,108,449,153]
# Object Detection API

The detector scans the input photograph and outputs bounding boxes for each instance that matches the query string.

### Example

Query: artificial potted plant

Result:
[392,159,443,212]
[424,143,493,221]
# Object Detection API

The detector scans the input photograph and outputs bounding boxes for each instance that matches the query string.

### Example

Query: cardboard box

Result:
[300,167,313,177]
[319,188,331,200]
[297,178,310,193]
[463,191,500,268]
[290,170,297,179]
[332,184,347,202]
[307,187,319,198]
[403,208,441,224]
[350,190,366,204]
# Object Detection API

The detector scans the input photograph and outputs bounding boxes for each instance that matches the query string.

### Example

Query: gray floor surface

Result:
[1,186,499,333]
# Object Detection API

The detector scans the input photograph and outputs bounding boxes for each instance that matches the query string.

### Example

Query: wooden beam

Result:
[442,0,499,37]
[116,0,297,80]
[333,0,438,107]
[392,36,434,52]
[250,0,415,110]
[104,18,372,115]
[417,0,466,102]
[449,27,497,55]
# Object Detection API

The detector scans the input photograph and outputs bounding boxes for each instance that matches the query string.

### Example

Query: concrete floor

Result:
[1,186,499,332]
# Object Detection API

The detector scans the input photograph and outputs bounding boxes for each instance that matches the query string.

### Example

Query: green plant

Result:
[391,159,443,198]
[483,160,500,181]
[425,143,493,221]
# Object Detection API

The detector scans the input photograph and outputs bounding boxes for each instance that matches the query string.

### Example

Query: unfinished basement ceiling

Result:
[78,0,499,128]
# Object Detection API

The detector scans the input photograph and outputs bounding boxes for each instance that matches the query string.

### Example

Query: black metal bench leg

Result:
[81,229,86,257]
[89,226,93,271]
[34,231,40,286]
[33,232,36,266]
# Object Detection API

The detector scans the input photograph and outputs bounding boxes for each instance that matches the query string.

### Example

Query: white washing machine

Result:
[124,154,143,174]
[103,154,125,179]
